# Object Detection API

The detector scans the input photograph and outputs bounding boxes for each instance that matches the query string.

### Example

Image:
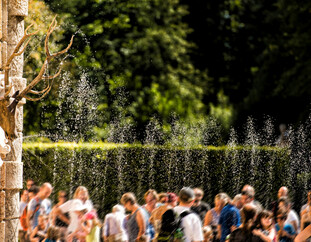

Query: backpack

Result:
[157,209,191,242]
[20,197,41,231]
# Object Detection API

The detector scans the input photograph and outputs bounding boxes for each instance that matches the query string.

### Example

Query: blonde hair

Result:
[215,193,229,204]
[73,186,89,200]
[144,189,158,202]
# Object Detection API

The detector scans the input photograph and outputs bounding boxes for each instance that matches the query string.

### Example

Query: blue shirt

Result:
[218,203,241,242]
[28,197,43,229]
[142,207,155,239]
[275,223,296,242]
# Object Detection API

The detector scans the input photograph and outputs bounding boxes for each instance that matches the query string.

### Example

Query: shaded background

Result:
[23,0,311,142]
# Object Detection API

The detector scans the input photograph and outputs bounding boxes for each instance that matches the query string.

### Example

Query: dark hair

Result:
[278,196,290,207]
[58,190,67,198]
[28,185,39,194]
[241,205,257,236]
[255,210,272,230]
[277,207,288,217]
[20,189,28,196]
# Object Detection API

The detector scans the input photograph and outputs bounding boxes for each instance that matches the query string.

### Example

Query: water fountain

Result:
[10,0,311,228]
[22,108,311,219]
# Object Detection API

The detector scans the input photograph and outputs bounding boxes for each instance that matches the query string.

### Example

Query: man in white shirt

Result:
[174,187,203,242]
[279,196,300,233]
[103,204,127,241]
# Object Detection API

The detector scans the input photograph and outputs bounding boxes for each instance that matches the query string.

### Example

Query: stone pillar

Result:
[0,0,28,241]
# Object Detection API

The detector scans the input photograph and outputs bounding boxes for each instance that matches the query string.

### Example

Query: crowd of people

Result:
[18,179,311,242]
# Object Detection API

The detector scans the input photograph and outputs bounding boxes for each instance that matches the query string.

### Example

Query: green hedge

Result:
[22,142,306,218]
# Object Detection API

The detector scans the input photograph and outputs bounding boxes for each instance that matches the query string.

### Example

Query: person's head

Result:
[144,189,158,206]
[120,192,137,211]
[194,188,204,203]
[276,208,288,226]
[241,204,257,232]
[46,226,59,240]
[38,214,48,227]
[20,189,29,203]
[178,187,195,206]
[38,183,53,199]
[28,185,39,200]
[112,204,125,214]
[255,210,273,230]
[215,193,229,211]
[166,192,178,207]
[58,190,67,204]
[241,185,255,205]
[26,179,35,190]
[278,186,288,199]
[158,193,168,203]
[73,186,89,203]
[278,196,290,212]
[232,194,243,210]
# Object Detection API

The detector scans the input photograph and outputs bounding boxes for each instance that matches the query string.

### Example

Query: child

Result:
[43,226,59,242]
[29,214,49,242]
[81,209,101,242]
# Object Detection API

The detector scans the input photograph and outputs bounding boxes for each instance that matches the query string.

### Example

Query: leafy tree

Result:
[44,0,210,140]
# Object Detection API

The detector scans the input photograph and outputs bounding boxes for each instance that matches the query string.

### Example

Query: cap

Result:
[179,187,195,203]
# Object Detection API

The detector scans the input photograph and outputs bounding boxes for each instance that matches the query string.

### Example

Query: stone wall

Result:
[0,0,27,241]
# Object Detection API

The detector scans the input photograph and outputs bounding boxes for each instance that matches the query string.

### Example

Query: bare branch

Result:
[14,37,32,57]
[6,24,38,66]
[27,84,51,95]
[4,23,38,94]
[50,35,74,58]
[8,16,74,111]
[42,68,62,80]
[45,16,58,57]
[4,83,12,97]
[24,85,52,101]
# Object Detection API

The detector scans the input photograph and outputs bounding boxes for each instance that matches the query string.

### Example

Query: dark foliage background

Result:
[22,0,311,141]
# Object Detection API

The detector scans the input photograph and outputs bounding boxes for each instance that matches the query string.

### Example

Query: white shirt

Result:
[41,199,52,215]
[285,209,300,232]
[174,206,203,242]
[59,199,93,233]
[103,212,127,240]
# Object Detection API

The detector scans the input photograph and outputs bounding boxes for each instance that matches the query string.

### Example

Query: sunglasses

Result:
[195,194,203,197]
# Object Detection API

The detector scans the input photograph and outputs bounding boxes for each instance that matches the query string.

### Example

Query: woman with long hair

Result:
[253,210,276,242]
[229,204,263,242]
[54,186,93,242]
